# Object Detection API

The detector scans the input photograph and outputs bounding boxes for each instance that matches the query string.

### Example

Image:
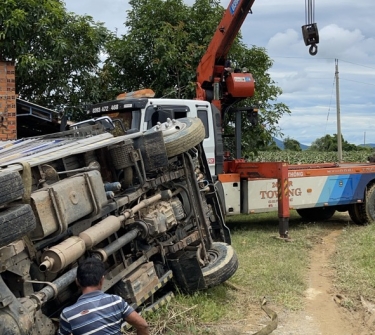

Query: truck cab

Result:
[87,92,224,176]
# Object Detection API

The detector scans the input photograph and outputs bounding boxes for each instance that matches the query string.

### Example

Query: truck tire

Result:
[202,242,238,288]
[296,207,336,221]
[156,118,205,157]
[350,184,375,225]
[0,204,36,248]
[348,204,363,225]
[0,311,23,335]
[0,171,24,206]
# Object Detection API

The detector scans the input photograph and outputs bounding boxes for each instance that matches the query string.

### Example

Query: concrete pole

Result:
[335,59,343,162]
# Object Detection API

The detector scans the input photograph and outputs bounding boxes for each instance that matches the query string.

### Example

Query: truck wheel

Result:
[348,204,363,225]
[296,207,336,221]
[202,242,238,288]
[352,184,375,225]
[0,171,24,206]
[0,311,23,335]
[0,204,36,248]
[149,118,205,157]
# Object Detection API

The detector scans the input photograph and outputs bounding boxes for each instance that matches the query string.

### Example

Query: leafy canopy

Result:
[284,136,302,151]
[104,0,290,152]
[309,134,369,152]
[1,0,291,151]
[0,0,111,118]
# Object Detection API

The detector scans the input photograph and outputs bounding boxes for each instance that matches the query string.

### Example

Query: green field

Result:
[247,150,372,164]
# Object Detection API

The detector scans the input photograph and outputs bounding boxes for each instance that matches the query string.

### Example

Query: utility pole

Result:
[335,59,343,162]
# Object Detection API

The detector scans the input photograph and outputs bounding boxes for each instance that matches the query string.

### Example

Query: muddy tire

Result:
[348,204,363,225]
[202,242,238,288]
[350,184,375,225]
[157,118,205,157]
[0,171,24,206]
[296,207,336,221]
[0,204,36,248]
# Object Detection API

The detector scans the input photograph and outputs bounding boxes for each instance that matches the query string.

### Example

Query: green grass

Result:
[227,211,325,310]
[140,211,375,334]
[333,223,375,308]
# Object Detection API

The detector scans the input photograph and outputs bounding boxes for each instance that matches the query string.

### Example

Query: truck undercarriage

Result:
[0,118,238,334]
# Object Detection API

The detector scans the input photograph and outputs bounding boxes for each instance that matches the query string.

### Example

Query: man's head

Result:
[76,257,106,288]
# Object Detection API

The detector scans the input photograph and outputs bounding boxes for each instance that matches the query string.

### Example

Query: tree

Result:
[104,0,290,152]
[284,137,302,151]
[309,134,368,151]
[0,0,110,118]
[259,140,281,151]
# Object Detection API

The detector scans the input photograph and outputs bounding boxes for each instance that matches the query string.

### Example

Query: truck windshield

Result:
[87,108,142,133]
[88,97,148,133]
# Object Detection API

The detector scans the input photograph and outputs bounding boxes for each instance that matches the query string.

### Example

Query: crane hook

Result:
[309,44,318,56]
[303,0,319,56]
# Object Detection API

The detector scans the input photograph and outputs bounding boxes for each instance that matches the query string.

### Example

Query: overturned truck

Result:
[0,117,238,335]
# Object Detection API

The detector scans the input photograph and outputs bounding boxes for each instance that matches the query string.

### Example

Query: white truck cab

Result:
[88,93,224,176]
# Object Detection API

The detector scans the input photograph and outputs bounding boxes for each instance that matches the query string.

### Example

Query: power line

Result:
[339,59,375,70]
[270,56,375,70]
[324,74,336,135]
[340,78,375,87]
[270,55,334,61]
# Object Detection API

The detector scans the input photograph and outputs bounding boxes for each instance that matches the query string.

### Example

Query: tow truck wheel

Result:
[148,118,205,157]
[353,183,375,225]
[202,242,238,288]
[296,207,336,221]
[348,204,364,225]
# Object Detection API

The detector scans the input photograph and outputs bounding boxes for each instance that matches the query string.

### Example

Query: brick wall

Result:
[0,62,17,140]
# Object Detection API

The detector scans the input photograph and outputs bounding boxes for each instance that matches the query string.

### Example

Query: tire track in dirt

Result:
[269,224,362,335]
[304,228,357,335]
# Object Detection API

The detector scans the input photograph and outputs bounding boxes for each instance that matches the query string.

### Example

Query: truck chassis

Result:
[0,118,237,335]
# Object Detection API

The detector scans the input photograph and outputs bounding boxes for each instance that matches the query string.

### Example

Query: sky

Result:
[63,0,375,146]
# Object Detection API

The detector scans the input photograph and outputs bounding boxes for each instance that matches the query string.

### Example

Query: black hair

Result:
[76,257,106,288]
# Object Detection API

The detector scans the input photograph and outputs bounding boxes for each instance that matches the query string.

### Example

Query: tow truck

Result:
[86,0,375,239]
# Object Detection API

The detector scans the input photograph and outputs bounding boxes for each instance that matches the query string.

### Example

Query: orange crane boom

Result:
[196,0,256,114]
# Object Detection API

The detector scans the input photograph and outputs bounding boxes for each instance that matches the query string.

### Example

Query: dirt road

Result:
[254,215,371,335]
[271,227,359,335]
[212,214,373,335]
[201,213,375,335]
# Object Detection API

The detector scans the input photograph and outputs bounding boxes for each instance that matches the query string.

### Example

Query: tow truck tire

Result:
[352,184,375,225]
[0,204,36,248]
[202,242,238,288]
[348,204,364,225]
[296,207,336,221]
[0,171,24,206]
[162,118,205,157]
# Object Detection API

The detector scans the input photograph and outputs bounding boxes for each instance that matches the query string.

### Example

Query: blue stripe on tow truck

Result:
[316,174,357,206]
[316,173,375,206]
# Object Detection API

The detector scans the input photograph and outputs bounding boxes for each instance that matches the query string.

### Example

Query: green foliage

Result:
[309,134,366,152]
[284,136,302,151]
[0,0,111,118]
[334,223,375,306]
[247,150,371,164]
[104,0,198,98]
[259,140,282,152]
[104,0,290,151]
[2,0,291,140]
